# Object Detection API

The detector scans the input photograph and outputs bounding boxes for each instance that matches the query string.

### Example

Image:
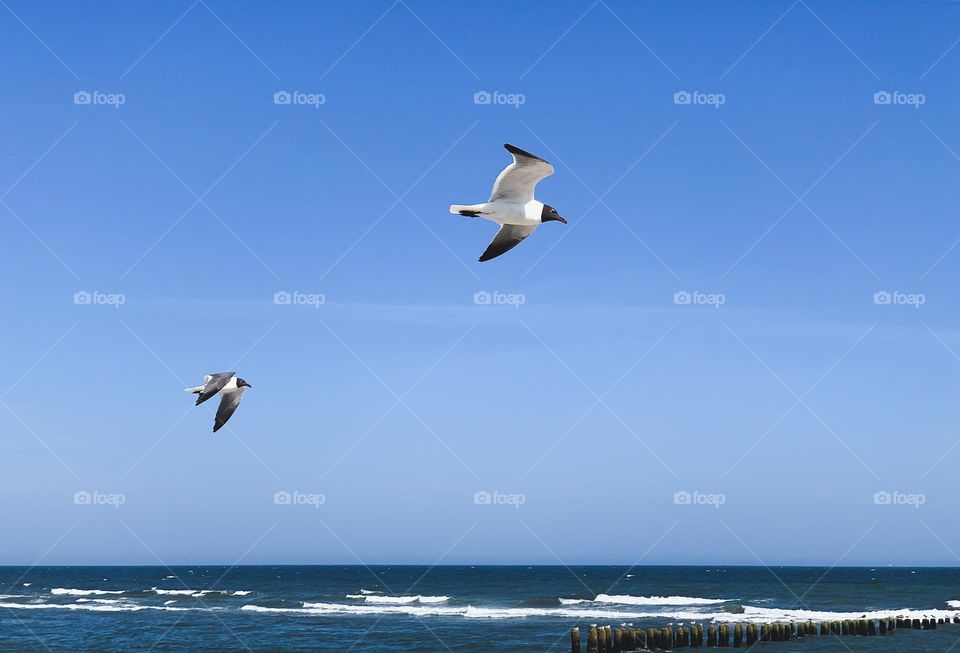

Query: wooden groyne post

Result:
[571,616,935,652]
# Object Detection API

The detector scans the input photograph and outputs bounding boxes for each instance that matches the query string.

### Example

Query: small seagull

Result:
[450,143,567,262]
[184,372,252,433]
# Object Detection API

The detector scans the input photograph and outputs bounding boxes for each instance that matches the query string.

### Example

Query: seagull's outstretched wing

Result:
[213,390,244,433]
[489,144,555,204]
[479,223,537,262]
[194,372,235,406]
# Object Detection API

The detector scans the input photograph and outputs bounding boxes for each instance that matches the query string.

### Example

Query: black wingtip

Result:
[503,143,548,163]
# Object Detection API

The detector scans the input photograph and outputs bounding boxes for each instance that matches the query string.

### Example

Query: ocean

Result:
[0,566,958,651]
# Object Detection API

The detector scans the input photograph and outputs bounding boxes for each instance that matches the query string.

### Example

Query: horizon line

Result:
[1,563,955,568]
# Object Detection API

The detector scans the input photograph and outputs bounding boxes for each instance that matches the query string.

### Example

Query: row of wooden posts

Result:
[570,615,958,651]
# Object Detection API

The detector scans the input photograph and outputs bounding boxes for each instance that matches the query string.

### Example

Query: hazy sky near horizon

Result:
[3,0,960,568]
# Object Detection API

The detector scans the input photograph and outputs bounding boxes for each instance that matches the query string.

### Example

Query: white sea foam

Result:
[148,588,248,597]
[50,587,248,599]
[346,594,449,604]
[0,602,196,613]
[151,588,218,597]
[243,602,690,620]
[238,601,960,624]
[359,589,380,595]
[559,598,588,605]
[733,605,960,624]
[594,594,732,606]
[948,600,960,608]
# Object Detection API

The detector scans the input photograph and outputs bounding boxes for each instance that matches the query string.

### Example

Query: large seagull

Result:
[185,372,252,432]
[450,144,567,262]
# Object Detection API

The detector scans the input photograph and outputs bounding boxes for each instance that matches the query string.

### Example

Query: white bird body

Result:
[450,144,567,262]
[184,372,252,432]
[184,374,236,395]
[449,199,545,227]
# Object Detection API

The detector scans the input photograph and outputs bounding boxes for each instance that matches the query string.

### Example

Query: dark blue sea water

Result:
[1,566,958,651]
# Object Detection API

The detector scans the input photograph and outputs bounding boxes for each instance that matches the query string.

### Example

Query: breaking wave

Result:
[345,594,449,604]
[594,594,733,606]
[238,601,960,623]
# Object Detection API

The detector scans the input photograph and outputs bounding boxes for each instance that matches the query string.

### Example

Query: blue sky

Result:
[3,0,960,567]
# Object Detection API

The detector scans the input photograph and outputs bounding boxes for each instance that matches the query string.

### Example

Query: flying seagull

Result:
[184,372,252,433]
[450,143,567,262]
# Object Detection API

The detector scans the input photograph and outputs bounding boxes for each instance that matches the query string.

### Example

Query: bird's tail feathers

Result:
[450,203,486,217]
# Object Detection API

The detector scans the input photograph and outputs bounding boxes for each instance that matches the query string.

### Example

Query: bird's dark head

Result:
[237,378,252,389]
[540,204,568,224]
